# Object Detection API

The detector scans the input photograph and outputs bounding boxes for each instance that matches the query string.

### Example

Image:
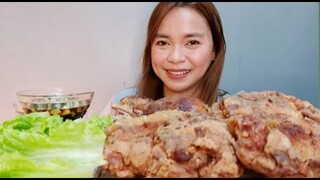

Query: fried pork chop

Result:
[220,91,320,177]
[101,110,243,178]
[111,96,212,117]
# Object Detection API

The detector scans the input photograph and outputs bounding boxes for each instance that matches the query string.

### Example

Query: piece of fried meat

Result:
[220,91,320,178]
[101,110,243,178]
[111,96,212,117]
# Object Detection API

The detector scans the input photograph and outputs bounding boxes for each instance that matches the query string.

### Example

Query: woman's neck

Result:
[163,86,199,100]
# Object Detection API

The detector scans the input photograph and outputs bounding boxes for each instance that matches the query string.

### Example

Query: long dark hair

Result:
[137,2,226,106]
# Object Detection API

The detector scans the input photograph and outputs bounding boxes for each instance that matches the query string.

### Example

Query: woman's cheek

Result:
[152,49,168,65]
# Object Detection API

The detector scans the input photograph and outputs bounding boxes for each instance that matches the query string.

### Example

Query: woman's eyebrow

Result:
[155,33,169,38]
[155,33,204,38]
[185,33,204,38]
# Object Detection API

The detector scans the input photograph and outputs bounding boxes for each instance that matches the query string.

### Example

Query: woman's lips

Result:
[166,69,191,80]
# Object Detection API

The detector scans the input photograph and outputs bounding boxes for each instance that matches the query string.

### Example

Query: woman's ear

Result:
[212,52,216,61]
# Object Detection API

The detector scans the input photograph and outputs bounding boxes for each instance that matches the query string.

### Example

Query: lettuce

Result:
[0,112,112,178]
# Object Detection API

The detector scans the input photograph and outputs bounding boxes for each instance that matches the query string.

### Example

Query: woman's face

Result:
[151,7,214,98]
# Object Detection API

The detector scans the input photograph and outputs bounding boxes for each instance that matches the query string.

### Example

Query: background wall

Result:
[216,2,319,108]
[0,2,318,122]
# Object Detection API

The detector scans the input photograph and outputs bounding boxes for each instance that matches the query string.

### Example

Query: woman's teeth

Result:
[168,70,190,75]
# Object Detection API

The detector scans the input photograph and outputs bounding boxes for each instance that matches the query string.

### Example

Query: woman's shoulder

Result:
[217,89,229,102]
[112,87,138,104]
[100,87,138,116]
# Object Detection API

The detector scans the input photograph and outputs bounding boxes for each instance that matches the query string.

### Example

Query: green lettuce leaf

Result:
[0,112,112,178]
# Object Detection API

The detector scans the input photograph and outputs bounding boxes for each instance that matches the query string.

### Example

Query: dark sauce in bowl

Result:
[22,105,90,120]
[17,87,94,121]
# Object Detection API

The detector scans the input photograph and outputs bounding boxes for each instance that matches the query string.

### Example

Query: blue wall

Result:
[216,2,319,107]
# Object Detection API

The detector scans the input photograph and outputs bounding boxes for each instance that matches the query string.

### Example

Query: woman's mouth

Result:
[166,69,191,79]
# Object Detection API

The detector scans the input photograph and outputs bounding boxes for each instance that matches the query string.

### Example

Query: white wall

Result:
[0,2,319,121]
[0,2,157,121]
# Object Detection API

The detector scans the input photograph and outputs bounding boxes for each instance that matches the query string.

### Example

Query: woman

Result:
[101,2,227,116]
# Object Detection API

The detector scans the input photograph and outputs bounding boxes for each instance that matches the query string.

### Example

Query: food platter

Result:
[3,90,319,178]
[97,91,320,178]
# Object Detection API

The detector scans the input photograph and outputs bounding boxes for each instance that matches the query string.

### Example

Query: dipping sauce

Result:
[22,105,90,120]
[17,87,94,121]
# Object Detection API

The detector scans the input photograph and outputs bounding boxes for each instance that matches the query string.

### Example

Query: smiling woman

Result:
[138,2,226,106]
[100,2,227,116]
[151,6,216,99]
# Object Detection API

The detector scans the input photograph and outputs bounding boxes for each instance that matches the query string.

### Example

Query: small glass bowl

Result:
[16,87,94,120]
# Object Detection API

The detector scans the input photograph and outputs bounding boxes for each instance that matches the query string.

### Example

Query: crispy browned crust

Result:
[220,91,320,178]
[102,110,243,178]
[102,91,320,178]
[111,96,213,117]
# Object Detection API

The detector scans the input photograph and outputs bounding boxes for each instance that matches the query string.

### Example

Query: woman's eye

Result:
[187,40,200,46]
[156,40,168,46]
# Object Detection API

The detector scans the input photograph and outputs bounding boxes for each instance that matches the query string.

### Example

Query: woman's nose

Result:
[167,46,186,64]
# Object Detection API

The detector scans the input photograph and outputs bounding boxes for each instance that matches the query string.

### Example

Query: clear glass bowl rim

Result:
[16,87,94,97]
